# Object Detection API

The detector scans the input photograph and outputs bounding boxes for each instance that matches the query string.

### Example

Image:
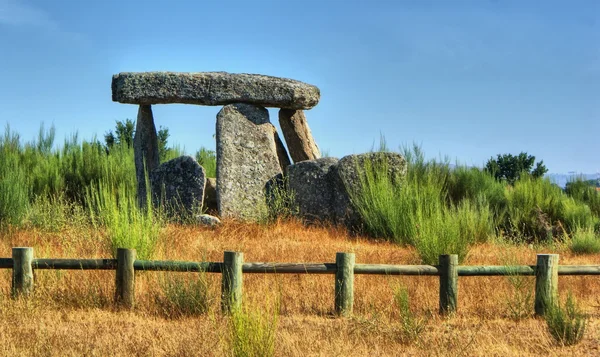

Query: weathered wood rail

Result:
[3,248,599,316]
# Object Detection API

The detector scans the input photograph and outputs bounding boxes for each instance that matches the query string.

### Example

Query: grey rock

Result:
[279,109,321,163]
[112,72,320,110]
[203,177,218,214]
[196,214,221,227]
[216,103,284,221]
[288,157,339,223]
[332,152,407,231]
[134,105,160,208]
[151,155,206,220]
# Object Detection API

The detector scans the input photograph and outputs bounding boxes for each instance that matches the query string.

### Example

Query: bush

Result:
[503,176,596,242]
[565,177,600,218]
[350,146,492,263]
[570,226,600,255]
[196,147,217,178]
[87,177,162,260]
[545,293,587,346]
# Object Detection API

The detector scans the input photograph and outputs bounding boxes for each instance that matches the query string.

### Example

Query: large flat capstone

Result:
[112,72,320,110]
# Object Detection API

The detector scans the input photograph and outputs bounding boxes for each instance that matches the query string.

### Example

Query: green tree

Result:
[104,119,135,149]
[104,120,171,161]
[485,152,548,185]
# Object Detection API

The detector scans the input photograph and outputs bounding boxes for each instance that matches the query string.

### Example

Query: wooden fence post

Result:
[222,251,243,314]
[335,252,355,317]
[535,254,558,316]
[12,247,34,298]
[115,248,136,309]
[439,254,458,315]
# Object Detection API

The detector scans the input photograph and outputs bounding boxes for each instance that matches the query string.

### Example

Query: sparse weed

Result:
[545,292,587,346]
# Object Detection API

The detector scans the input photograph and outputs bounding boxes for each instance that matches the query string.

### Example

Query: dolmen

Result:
[111,71,322,221]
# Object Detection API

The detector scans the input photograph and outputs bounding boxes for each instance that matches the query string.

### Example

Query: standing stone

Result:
[288,157,339,224]
[151,156,206,221]
[332,152,407,231]
[216,103,284,221]
[134,105,160,207]
[278,109,321,163]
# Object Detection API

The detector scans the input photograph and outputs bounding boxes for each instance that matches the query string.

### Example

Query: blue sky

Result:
[0,0,598,174]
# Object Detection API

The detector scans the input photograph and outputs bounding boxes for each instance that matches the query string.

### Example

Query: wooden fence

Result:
[3,248,600,316]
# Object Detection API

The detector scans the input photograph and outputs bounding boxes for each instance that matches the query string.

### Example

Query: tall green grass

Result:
[349,145,494,264]
[87,174,162,259]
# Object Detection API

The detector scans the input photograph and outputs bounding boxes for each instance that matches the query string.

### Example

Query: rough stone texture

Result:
[216,103,284,221]
[279,109,321,163]
[288,158,339,223]
[196,214,221,227]
[134,105,160,208]
[112,72,320,110]
[203,177,218,213]
[150,155,206,220]
[332,152,407,231]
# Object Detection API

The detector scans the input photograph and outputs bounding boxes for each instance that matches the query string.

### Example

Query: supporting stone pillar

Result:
[133,105,160,208]
[216,103,285,221]
[278,109,321,163]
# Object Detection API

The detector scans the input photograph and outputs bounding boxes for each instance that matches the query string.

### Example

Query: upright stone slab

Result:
[134,105,160,207]
[216,103,284,221]
[150,155,206,221]
[332,152,407,231]
[279,109,321,163]
[288,157,339,223]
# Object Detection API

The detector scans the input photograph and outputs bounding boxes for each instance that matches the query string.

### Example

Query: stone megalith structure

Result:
[287,157,339,223]
[216,103,290,220]
[111,71,320,221]
[150,155,206,221]
[279,109,321,163]
[134,105,160,207]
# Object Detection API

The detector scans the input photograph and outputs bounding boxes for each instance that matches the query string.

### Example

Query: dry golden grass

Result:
[0,219,598,356]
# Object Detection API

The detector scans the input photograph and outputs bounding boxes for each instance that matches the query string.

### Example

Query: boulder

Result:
[278,109,321,163]
[332,152,407,230]
[112,72,320,110]
[216,103,285,221]
[134,105,160,208]
[288,158,339,223]
[203,177,218,214]
[196,214,221,227]
[151,155,206,220]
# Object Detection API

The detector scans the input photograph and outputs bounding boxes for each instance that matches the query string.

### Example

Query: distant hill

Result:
[546,173,599,188]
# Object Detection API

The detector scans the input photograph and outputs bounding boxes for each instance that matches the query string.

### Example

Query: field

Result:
[0,126,599,356]
[0,220,598,357]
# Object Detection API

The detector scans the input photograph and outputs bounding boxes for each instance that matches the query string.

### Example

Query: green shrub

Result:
[196,147,217,178]
[155,271,213,318]
[87,177,162,260]
[570,226,600,255]
[350,146,492,263]
[0,128,30,228]
[565,177,600,218]
[545,293,587,346]
[228,305,278,357]
[503,176,596,242]
[393,285,426,344]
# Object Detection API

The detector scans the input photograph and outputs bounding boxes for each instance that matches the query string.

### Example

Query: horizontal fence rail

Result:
[1,248,598,316]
